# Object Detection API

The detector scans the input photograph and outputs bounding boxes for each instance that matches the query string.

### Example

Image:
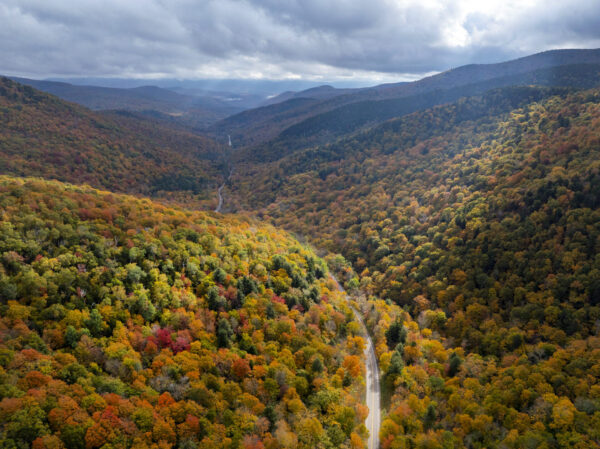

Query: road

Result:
[214,183,225,213]
[331,276,381,449]
[214,168,233,213]
[213,156,380,446]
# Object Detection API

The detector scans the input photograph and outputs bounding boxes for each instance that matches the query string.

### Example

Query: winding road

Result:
[213,163,381,447]
[214,183,226,213]
[214,168,233,213]
[331,276,381,449]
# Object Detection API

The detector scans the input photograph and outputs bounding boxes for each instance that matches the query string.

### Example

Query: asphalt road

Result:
[331,276,381,449]
[214,183,225,213]
[214,168,233,213]
[212,171,381,444]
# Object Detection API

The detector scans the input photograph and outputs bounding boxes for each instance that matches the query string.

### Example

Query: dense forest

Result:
[0,177,371,449]
[228,87,600,447]
[0,77,226,209]
[2,63,600,448]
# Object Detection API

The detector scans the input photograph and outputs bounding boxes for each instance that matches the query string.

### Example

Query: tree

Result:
[385,319,407,349]
[448,352,461,377]
[213,268,227,284]
[85,308,104,337]
[217,318,234,348]
[4,404,50,445]
[60,425,87,449]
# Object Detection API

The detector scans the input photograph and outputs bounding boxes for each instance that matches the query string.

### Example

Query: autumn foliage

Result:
[0,177,369,448]
[0,77,224,210]
[229,87,600,447]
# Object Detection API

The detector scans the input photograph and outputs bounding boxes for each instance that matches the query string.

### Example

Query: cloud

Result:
[1,0,599,81]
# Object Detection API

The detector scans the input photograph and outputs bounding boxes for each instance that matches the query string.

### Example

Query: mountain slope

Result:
[228,85,575,202]
[0,176,369,449]
[261,85,357,107]
[241,63,600,162]
[210,97,322,148]
[367,48,600,100]
[227,86,600,447]
[0,77,225,209]
[10,77,243,128]
[214,49,600,152]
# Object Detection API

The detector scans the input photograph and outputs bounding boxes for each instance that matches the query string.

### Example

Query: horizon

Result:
[6,47,599,94]
[2,1,600,83]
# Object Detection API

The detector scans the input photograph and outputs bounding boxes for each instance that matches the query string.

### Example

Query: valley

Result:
[2,47,600,449]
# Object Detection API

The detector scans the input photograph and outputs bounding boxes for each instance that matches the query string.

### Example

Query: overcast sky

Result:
[2,0,600,83]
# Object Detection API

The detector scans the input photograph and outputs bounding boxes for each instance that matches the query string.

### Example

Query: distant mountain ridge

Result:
[363,48,600,99]
[261,84,358,106]
[236,62,600,162]
[8,76,243,128]
[213,48,600,151]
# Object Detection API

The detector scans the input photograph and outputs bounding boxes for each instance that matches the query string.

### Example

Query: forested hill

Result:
[0,176,369,449]
[227,86,600,447]
[229,85,575,203]
[10,77,243,128]
[0,77,226,209]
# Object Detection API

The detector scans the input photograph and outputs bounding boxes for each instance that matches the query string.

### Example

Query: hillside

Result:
[0,77,226,209]
[3,49,600,448]
[261,85,357,107]
[367,48,600,100]
[226,86,600,447]
[10,78,243,128]
[0,176,370,449]
[214,49,600,153]
[239,63,600,162]
[209,97,322,148]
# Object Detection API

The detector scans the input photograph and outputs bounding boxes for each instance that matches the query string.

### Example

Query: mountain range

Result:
[1,48,600,449]
[213,48,600,154]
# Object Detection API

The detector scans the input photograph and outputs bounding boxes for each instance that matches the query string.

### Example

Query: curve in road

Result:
[214,184,225,213]
[214,168,233,213]
[331,276,381,449]
[215,160,380,445]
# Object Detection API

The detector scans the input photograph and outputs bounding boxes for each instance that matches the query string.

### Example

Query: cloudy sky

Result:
[2,0,600,83]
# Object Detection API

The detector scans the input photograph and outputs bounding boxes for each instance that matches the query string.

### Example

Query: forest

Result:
[0,177,370,449]
[227,87,600,448]
[2,70,600,448]
[0,77,226,210]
